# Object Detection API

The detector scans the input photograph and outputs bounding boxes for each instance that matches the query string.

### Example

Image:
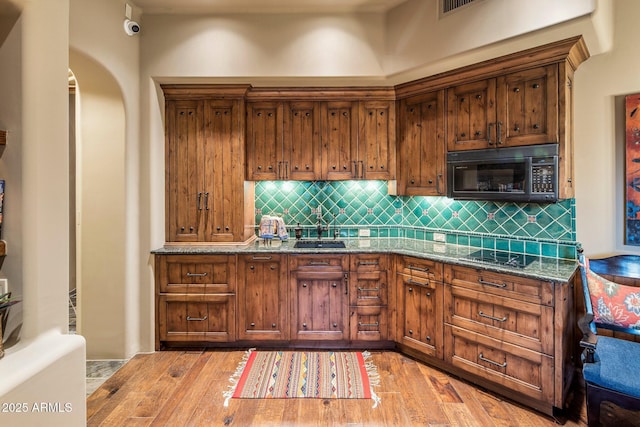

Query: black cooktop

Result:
[463,249,538,269]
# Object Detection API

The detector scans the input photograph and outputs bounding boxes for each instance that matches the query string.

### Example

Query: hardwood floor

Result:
[87,349,588,426]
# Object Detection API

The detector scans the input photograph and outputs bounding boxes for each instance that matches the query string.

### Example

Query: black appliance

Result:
[463,249,538,269]
[447,144,558,202]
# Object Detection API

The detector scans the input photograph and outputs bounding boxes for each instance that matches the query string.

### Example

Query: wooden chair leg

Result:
[586,382,602,427]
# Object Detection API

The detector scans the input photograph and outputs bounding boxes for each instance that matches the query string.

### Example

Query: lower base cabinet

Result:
[154,251,576,415]
[157,294,236,343]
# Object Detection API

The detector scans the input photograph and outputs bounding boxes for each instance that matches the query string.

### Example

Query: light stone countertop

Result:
[152,237,578,283]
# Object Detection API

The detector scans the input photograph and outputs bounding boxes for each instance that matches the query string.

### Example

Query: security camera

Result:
[124,19,140,36]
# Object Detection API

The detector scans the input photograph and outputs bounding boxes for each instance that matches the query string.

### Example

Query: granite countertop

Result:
[152,237,579,282]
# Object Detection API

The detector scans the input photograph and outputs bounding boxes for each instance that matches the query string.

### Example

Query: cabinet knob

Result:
[428,180,433,184]
[476,94,482,100]
[303,323,307,328]
[272,323,277,328]
[426,336,431,341]
[426,292,431,297]
[408,287,413,292]
[270,265,276,270]
[460,97,465,102]
[409,329,414,335]
[475,131,482,136]
[410,179,415,184]
[217,227,221,231]
[370,165,374,169]
[181,227,185,231]
[250,323,255,327]
[268,165,273,170]
[250,265,255,270]
[332,165,336,170]
[514,87,520,92]
[189,227,194,231]
[305,164,310,170]
[333,323,338,328]
[332,283,337,288]
[514,126,520,131]
[294,165,299,170]
[343,165,347,170]
[533,124,540,129]
[302,283,307,288]
[532,83,540,89]
[225,227,229,231]
[257,165,262,170]
[460,132,466,137]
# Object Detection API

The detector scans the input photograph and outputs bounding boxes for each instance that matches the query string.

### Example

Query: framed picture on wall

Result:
[625,93,640,246]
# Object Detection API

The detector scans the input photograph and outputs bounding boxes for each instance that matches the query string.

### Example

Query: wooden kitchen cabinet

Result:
[321,101,359,180]
[155,254,237,347]
[237,254,288,340]
[246,101,321,180]
[397,90,446,196]
[357,101,395,180]
[163,86,253,243]
[321,100,396,180]
[443,264,575,413]
[289,255,349,341]
[447,65,558,151]
[396,256,444,359]
[349,254,390,341]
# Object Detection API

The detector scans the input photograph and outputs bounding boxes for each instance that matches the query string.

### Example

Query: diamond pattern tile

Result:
[254,181,577,259]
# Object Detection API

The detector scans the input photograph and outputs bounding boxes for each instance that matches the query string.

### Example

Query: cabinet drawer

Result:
[444,325,553,404]
[350,254,388,272]
[289,254,348,271]
[350,270,388,306]
[396,256,443,282]
[349,305,388,341]
[156,254,236,293]
[445,285,553,354]
[444,264,553,306]
[158,294,236,343]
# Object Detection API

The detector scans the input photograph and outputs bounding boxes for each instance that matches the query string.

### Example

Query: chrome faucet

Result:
[316,218,327,239]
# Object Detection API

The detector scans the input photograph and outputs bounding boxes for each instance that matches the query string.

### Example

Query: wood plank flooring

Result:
[87,349,588,426]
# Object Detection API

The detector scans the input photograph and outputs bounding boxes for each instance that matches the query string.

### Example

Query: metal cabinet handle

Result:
[487,123,494,145]
[358,261,379,266]
[309,261,330,265]
[197,192,202,210]
[478,311,508,322]
[478,279,507,288]
[357,287,380,292]
[204,192,209,210]
[187,316,208,321]
[479,353,507,368]
[408,278,428,287]
[358,322,379,327]
[251,256,273,260]
[496,121,503,145]
[186,272,208,277]
[408,265,430,273]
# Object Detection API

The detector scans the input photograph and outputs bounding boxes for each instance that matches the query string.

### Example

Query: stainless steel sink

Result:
[293,240,346,249]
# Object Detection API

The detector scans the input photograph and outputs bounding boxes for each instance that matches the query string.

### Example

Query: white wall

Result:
[0,1,86,426]
[69,0,142,358]
[574,0,640,257]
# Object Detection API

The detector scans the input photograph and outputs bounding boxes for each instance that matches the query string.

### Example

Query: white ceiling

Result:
[132,0,411,14]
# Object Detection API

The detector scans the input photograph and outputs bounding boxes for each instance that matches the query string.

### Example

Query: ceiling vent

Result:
[440,0,481,16]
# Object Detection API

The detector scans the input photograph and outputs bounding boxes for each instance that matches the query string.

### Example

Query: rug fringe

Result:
[223,348,255,407]
[362,351,382,408]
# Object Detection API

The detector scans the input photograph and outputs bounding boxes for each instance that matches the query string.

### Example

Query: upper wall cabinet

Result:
[163,85,254,244]
[246,101,321,181]
[447,66,558,151]
[397,90,446,196]
[246,89,396,181]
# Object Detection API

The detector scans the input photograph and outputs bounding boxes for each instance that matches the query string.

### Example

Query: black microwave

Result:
[447,144,558,202]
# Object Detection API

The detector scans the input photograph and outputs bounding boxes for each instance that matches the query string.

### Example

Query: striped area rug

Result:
[224,350,380,407]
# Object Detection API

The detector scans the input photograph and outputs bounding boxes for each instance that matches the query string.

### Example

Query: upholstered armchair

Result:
[577,252,640,426]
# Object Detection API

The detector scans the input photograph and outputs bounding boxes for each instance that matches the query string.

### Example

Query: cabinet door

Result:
[447,79,497,151]
[397,274,443,359]
[238,254,288,340]
[358,101,395,180]
[350,305,388,341]
[246,101,283,180]
[203,99,241,242]
[158,294,236,343]
[497,65,558,147]
[291,270,348,340]
[321,101,358,180]
[166,100,204,242]
[398,91,446,196]
[283,101,321,180]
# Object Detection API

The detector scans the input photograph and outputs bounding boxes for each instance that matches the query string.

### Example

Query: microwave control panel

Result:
[531,163,556,194]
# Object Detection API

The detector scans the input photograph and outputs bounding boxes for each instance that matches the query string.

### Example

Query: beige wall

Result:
[573,0,640,257]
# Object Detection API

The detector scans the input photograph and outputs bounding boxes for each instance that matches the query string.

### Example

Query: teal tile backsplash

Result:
[255,181,578,259]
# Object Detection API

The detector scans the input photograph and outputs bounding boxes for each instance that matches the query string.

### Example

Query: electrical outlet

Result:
[434,232,446,242]
[358,229,370,237]
[0,278,8,295]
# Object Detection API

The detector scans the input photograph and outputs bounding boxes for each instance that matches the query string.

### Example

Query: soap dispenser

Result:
[294,223,303,240]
